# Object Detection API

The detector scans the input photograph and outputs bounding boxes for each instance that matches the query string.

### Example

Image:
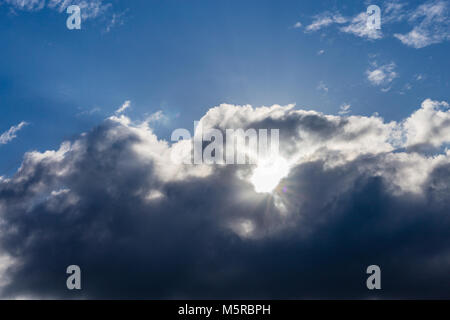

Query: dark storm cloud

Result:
[0,100,450,299]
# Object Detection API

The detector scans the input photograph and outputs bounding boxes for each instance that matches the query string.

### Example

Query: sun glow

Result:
[250,157,290,193]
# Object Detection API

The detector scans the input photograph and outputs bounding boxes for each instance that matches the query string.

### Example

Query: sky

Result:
[0,0,449,299]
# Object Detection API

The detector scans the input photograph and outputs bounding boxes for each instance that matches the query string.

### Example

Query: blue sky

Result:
[0,0,448,175]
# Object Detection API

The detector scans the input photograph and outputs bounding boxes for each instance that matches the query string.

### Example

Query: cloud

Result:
[340,11,382,40]
[305,12,347,32]
[366,62,398,86]
[145,110,167,124]
[304,8,382,39]
[394,0,450,48]
[383,0,408,22]
[2,0,45,10]
[0,100,450,298]
[49,0,111,19]
[338,104,351,115]
[317,49,325,55]
[0,122,28,145]
[104,9,127,32]
[303,1,450,47]
[3,0,115,20]
[115,100,131,115]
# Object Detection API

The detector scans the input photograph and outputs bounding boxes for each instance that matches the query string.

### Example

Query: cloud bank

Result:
[0,99,450,298]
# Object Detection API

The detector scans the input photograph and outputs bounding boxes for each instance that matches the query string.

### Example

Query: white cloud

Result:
[50,188,70,196]
[304,1,450,47]
[403,99,450,148]
[305,12,347,31]
[0,122,28,145]
[4,0,114,20]
[145,110,166,124]
[317,49,325,55]
[304,8,383,39]
[292,21,302,29]
[198,100,450,194]
[115,100,131,115]
[49,0,111,19]
[1,99,450,298]
[366,62,398,86]
[4,0,45,10]
[76,106,101,116]
[338,104,351,115]
[105,9,127,32]
[394,0,450,48]
[395,29,432,48]
[340,12,383,39]
[383,1,408,23]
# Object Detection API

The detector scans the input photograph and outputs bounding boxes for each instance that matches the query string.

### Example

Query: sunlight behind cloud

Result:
[250,157,290,193]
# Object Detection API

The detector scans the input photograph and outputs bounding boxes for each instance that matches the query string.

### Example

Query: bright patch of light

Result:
[250,157,290,193]
[232,219,255,238]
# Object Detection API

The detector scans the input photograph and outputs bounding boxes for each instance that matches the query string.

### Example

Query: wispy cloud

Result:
[48,0,111,19]
[394,0,450,48]
[0,121,28,145]
[115,100,131,115]
[366,62,398,86]
[339,11,382,39]
[145,110,166,124]
[338,104,351,115]
[305,11,347,32]
[3,0,121,22]
[304,7,385,39]
[303,0,450,47]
